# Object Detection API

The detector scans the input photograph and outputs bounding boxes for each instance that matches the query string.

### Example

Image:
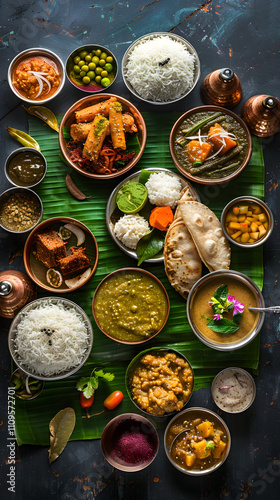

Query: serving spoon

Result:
[249,306,280,314]
[169,429,191,452]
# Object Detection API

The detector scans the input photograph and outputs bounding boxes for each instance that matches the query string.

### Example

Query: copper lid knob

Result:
[201,68,242,108]
[241,94,280,137]
[0,270,37,319]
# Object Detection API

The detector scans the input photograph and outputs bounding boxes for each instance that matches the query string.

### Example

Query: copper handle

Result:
[0,280,12,296]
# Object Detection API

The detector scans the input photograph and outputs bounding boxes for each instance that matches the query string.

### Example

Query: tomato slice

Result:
[103,390,123,410]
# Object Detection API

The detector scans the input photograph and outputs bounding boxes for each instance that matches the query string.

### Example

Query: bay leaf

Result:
[48,407,76,464]
[5,126,41,151]
[137,228,164,266]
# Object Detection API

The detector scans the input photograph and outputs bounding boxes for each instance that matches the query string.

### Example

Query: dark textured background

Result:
[1,1,280,499]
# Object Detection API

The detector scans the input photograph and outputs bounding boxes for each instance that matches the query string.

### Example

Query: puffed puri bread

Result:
[178,200,231,273]
[164,217,202,299]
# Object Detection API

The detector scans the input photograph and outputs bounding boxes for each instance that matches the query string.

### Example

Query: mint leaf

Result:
[213,285,228,303]
[207,318,239,334]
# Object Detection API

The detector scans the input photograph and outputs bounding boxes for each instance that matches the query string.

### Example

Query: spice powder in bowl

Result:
[0,188,42,233]
[211,367,256,413]
[101,413,159,472]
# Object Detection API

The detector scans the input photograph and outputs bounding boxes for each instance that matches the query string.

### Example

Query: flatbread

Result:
[164,217,202,299]
[174,185,200,220]
[178,200,231,272]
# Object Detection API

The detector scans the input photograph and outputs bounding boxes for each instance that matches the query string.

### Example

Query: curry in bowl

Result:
[164,407,231,475]
[187,270,265,351]
[126,348,194,416]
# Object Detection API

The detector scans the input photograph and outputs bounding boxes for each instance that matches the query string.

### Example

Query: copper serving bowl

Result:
[23,217,98,293]
[169,105,252,185]
[92,268,170,345]
[59,93,147,180]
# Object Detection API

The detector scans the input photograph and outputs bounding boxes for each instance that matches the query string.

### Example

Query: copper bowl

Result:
[169,105,252,185]
[23,217,98,293]
[59,93,147,180]
[92,268,170,345]
[101,413,159,472]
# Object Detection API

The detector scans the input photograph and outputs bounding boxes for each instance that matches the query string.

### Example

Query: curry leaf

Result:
[137,228,165,266]
[207,318,240,334]
[48,408,76,464]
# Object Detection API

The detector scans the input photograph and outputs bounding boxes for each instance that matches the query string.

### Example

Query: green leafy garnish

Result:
[136,228,165,266]
[204,285,244,334]
[206,318,240,334]
[76,368,115,399]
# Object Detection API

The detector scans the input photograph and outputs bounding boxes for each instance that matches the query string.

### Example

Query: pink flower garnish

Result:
[228,295,245,315]
[213,314,221,321]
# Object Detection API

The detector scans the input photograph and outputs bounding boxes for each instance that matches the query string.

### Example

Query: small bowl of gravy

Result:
[5,147,47,188]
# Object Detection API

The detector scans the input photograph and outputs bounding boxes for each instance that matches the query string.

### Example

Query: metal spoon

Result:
[249,306,280,314]
[169,429,191,452]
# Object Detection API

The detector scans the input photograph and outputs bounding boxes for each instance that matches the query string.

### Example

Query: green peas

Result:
[92,56,99,65]
[78,60,85,67]
[87,71,95,80]
[81,65,89,72]
[104,63,113,73]
[74,55,81,64]
[95,67,102,75]
[82,76,91,84]
[95,75,102,83]
[106,56,113,63]
[85,54,92,62]
[101,77,111,87]
[95,49,101,57]
[73,65,80,74]
[99,59,106,67]
[88,62,96,70]
[79,50,88,59]
[101,70,108,78]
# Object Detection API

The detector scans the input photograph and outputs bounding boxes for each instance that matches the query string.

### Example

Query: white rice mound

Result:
[145,172,182,208]
[13,300,90,376]
[114,214,150,249]
[124,35,196,102]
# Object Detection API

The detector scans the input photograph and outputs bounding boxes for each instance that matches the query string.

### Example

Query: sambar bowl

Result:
[221,196,274,248]
[164,407,231,476]
[186,269,265,351]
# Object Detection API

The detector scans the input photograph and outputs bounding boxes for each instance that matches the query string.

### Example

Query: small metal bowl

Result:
[101,413,159,472]
[8,296,94,381]
[8,47,65,104]
[59,93,147,180]
[10,368,44,400]
[66,44,118,93]
[186,270,265,351]
[164,407,231,476]
[92,268,170,345]
[169,105,252,185]
[0,187,43,234]
[5,147,47,188]
[221,196,274,248]
[122,32,200,105]
[211,367,256,413]
[125,347,194,417]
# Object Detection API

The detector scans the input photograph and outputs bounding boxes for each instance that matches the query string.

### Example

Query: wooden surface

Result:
[0,1,280,499]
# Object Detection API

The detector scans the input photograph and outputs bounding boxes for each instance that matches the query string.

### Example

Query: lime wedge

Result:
[116,182,148,214]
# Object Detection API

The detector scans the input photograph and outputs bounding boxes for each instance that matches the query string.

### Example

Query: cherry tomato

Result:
[80,392,94,408]
[103,390,123,410]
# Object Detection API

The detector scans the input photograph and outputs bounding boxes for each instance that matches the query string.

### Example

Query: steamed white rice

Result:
[145,172,182,208]
[124,35,196,102]
[113,214,150,249]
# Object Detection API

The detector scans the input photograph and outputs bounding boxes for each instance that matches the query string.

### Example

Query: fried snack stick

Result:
[82,115,109,161]
[109,101,126,150]
[75,97,117,123]
[70,114,137,142]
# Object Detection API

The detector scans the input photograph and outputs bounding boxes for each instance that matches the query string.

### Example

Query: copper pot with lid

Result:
[241,95,280,137]
[0,270,37,318]
[201,68,242,108]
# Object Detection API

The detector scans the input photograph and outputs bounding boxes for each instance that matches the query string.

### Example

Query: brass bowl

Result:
[169,105,252,185]
[59,93,147,179]
[92,268,170,345]
[23,217,98,293]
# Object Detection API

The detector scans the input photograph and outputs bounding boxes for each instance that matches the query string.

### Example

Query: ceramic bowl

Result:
[101,413,159,472]
[186,269,265,351]
[169,105,252,185]
[8,296,94,381]
[0,187,43,234]
[59,93,147,179]
[92,268,170,345]
[164,407,231,475]
[5,147,47,188]
[122,32,200,105]
[8,47,65,104]
[211,367,256,413]
[23,216,98,293]
[221,196,274,248]
[66,44,118,93]
[125,347,194,417]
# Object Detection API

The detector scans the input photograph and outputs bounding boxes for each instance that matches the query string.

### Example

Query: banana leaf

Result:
[14,114,264,446]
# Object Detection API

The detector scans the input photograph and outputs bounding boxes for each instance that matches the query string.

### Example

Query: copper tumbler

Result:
[201,68,242,109]
[241,95,280,137]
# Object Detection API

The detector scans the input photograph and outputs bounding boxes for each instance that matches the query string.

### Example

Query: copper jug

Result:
[0,270,37,318]
[201,68,242,108]
[241,95,280,137]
